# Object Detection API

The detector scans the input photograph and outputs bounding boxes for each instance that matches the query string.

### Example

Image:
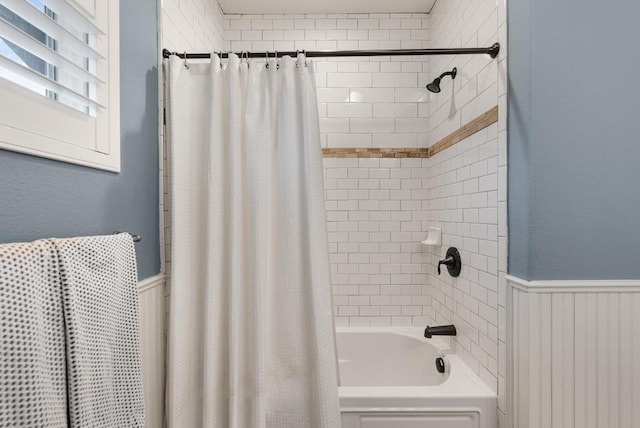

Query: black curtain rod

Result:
[162,43,500,60]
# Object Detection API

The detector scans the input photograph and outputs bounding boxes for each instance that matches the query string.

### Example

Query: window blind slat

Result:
[39,0,105,35]
[0,18,104,85]
[3,0,103,60]
[0,54,104,108]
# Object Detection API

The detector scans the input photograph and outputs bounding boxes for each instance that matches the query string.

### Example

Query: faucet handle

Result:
[437,256,454,275]
[437,247,462,277]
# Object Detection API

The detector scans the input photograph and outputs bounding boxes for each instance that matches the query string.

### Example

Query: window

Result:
[0,0,120,172]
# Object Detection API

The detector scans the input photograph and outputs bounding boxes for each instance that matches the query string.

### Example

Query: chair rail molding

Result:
[506,274,640,294]
[138,273,165,293]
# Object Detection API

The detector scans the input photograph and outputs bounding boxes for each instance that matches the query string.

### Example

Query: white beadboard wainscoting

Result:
[138,274,166,428]
[508,275,640,428]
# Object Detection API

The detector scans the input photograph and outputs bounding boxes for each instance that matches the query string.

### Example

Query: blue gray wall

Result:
[508,0,640,280]
[0,0,160,279]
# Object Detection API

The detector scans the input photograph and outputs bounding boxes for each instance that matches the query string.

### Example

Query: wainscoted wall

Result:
[138,275,166,428]
[508,276,640,428]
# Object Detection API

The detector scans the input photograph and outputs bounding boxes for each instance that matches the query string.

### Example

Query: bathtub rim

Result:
[335,326,453,354]
[335,327,497,400]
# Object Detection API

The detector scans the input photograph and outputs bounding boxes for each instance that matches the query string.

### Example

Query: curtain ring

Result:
[219,51,224,68]
[265,51,269,68]
[296,50,300,68]
[183,52,189,69]
[303,50,308,67]
[275,51,279,69]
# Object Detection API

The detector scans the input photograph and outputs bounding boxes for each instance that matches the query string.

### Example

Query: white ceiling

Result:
[218,0,437,15]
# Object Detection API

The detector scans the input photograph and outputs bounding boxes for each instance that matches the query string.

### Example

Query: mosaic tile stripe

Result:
[428,106,499,157]
[321,147,430,158]
[322,106,498,159]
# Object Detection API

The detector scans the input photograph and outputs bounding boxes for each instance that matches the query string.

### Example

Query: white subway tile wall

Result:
[429,0,500,145]
[222,13,431,149]
[161,0,228,53]
[424,123,499,391]
[428,0,508,424]
[323,157,432,328]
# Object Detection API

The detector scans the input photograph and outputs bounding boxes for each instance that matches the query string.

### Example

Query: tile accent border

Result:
[322,106,499,159]
[321,147,429,158]
[428,106,499,157]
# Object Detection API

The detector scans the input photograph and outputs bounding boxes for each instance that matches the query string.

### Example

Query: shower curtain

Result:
[165,54,341,427]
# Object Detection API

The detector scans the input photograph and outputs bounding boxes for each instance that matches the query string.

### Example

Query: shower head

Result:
[426,67,457,94]
[426,78,442,93]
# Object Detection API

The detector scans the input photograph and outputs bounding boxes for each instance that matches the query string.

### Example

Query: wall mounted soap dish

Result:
[421,227,442,246]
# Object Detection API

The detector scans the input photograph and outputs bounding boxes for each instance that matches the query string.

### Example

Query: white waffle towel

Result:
[54,234,145,427]
[0,239,68,427]
[0,234,145,427]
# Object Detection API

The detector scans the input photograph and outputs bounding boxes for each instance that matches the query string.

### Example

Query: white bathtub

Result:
[336,328,497,428]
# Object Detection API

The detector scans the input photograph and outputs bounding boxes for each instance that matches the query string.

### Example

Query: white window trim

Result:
[0,0,120,172]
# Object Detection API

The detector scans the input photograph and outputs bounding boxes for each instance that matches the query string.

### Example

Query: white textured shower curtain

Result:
[165,54,341,428]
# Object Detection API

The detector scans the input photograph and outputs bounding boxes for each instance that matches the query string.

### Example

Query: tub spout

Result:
[424,324,457,338]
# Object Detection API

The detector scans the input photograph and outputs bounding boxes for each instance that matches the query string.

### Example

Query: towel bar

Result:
[113,232,142,242]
